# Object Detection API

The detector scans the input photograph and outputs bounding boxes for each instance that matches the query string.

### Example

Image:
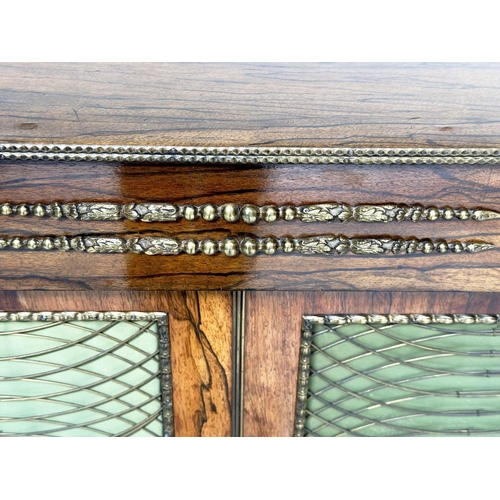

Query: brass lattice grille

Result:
[295,315,500,437]
[0,312,172,437]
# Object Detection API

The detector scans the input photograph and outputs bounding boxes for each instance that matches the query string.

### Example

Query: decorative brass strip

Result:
[0,311,166,322]
[294,313,500,437]
[302,313,500,327]
[0,234,493,256]
[1,143,500,164]
[2,201,500,224]
[3,144,500,156]
[295,317,314,437]
[232,291,246,437]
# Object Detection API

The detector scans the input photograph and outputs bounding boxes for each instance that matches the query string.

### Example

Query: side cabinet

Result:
[2,63,500,436]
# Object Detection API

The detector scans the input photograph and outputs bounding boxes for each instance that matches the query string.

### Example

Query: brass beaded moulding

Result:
[1,200,494,257]
[0,234,493,257]
[1,143,498,258]
[1,143,500,164]
[1,201,500,224]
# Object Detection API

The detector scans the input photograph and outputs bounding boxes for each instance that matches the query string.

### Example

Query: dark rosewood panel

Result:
[1,63,500,147]
[242,291,500,437]
[0,290,233,437]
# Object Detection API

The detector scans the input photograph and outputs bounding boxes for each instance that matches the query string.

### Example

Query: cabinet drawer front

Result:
[1,156,499,291]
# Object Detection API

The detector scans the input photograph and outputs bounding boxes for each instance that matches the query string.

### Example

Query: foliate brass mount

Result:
[0,310,167,322]
[301,313,500,327]
[1,201,500,224]
[0,234,493,256]
[1,143,500,164]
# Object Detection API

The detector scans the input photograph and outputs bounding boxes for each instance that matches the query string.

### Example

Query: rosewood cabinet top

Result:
[1,62,500,148]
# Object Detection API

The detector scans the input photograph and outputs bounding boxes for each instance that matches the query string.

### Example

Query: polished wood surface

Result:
[1,63,500,148]
[0,290,232,437]
[1,160,500,291]
[243,291,500,437]
[166,291,232,437]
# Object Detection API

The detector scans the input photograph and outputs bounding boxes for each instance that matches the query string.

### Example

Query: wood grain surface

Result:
[0,290,232,437]
[1,63,500,148]
[1,160,500,291]
[242,291,500,437]
[166,291,233,436]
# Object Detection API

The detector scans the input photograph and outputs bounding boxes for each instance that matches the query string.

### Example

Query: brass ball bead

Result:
[202,204,218,221]
[11,238,24,249]
[457,208,469,220]
[427,208,440,221]
[33,204,46,217]
[436,242,448,253]
[422,241,435,253]
[262,238,277,254]
[184,240,198,254]
[241,205,259,224]
[0,203,12,216]
[222,238,239,257]
[442,208,454,220]
[222,203,240,223]
[201,239,218,255]
[282,238,295,253]
[42,237,55,250]
[282,206,296,221]
[262,206,278,222]
[453,242,464,253]
[241,238,258,256]
[17,204,30,216]
[26,238,38,249]
[183,206,197,221]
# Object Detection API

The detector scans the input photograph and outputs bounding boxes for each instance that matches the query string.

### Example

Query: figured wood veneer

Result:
[1,63,500,147]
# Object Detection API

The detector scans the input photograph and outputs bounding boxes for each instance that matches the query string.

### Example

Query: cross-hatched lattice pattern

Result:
[0,314,170,437]
[297,317,500,437]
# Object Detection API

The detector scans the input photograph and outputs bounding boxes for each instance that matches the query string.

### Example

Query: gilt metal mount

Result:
[1,143,500,165]
[0,234,493,256]
[1,201,499,224]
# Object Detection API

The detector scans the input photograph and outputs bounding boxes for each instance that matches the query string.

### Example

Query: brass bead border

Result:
[0,310,166,321]
[294,313,500,437]
[0,234,493,256]
[1,143,500,164]
[305,313,500,326]
[2,201,500,224]
[0,310,173,437]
